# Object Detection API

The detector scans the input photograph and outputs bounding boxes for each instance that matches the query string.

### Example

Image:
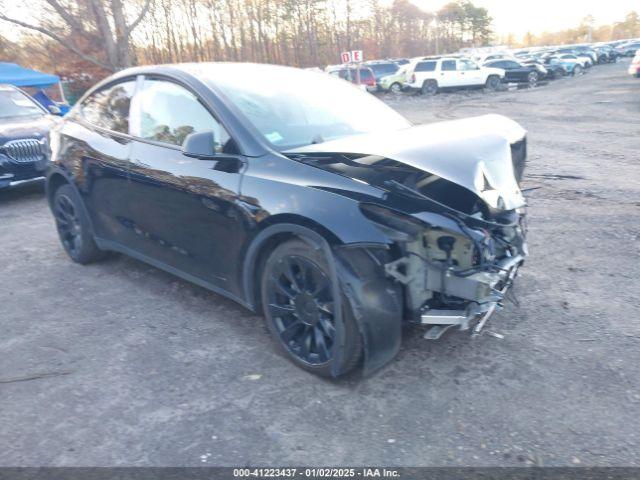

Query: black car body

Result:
[0,84,57,188]
[46,63,528,377]
[484,59,543,84]
[521,58,564,79]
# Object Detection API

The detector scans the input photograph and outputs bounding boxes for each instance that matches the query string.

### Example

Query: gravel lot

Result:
[1,60,639,467]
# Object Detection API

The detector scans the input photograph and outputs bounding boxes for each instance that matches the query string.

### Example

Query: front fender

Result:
[334,246,403,376]
[45,166,97,236]
[242,223,403,377]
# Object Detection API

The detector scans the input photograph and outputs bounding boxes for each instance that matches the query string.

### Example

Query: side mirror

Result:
[47,105,62,115]
[182,130,216,159]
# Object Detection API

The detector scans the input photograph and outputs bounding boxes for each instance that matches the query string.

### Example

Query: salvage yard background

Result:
[1,60,639,466]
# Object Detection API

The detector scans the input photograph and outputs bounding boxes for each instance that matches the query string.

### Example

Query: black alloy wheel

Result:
[261,239,362,376]
[52,184,106,264]
[54,192,83,258]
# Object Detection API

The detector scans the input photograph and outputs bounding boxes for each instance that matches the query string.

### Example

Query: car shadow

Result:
[0,180,46,204]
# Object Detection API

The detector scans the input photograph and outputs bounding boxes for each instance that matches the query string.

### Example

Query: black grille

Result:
[2,139,45,164]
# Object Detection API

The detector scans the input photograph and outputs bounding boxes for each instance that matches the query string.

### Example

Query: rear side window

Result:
[441,60,456,71]
[80,80,136,134]
[415,61,436,72]
[374,63,398,74]
[131,79,231,151]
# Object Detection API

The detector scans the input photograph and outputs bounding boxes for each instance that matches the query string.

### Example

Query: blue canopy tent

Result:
[0,62,69,114]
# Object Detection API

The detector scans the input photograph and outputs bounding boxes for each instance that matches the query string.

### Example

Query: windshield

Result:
[0,87,45,120]
[195,64,411,150]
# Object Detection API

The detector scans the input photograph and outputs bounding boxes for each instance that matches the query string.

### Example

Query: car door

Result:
[438,59,458,87]
[457,59,483,85]
[70,79,137,243]
[125,77,247,294]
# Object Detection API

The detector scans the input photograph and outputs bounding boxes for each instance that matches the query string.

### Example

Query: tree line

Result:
[0,0,491,83]
[0,0,638,100]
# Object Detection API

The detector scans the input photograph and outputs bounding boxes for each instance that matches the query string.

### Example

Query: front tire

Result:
[261,239,362,377]
[573,64,582,76]
[485,75,500,91]
[52,184,106,264]
[388,82,402,94]
[527,71,538,86]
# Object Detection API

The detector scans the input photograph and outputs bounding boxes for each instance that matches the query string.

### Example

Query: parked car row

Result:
[328,38,639,96]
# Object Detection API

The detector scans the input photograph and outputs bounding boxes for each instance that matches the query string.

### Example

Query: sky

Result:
[411,0,637,39]
[1,0,637,42]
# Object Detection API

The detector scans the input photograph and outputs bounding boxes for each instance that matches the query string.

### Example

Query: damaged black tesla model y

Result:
[46,63,528,377]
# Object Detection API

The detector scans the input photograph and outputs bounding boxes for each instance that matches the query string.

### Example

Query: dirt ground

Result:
[1,60,639,467]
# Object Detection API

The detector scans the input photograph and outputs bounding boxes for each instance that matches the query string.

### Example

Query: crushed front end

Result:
[373,204,527,339]
[286,114,530,348]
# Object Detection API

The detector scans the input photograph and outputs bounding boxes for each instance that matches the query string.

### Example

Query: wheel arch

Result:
[242,215,403,377]
[242,215,344,313]
[45,170,71,207]
[45,167,97,236]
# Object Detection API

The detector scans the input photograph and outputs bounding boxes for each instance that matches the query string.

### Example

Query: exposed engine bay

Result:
[382,208,526,337]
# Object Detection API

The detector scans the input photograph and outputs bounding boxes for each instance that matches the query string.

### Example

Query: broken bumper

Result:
[419,254,524,338]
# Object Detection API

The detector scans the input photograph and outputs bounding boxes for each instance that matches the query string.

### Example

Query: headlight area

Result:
[359,203,526,338]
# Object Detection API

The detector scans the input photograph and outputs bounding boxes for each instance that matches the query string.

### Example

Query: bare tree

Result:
[0,0,153,71]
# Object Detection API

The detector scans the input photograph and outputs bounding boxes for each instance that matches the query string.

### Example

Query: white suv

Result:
[405,57,505,95]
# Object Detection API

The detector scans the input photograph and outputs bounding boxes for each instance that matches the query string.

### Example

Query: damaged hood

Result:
[286,114,527,211]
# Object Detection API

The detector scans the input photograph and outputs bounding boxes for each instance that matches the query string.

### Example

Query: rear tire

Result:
[420,80,438,95]
[261,239,362,377]
[52,184,107,264]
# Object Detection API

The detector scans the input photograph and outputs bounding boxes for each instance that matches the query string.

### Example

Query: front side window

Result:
[80,80,136,133]
[132,79,231,152]
[0,86,45,119]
